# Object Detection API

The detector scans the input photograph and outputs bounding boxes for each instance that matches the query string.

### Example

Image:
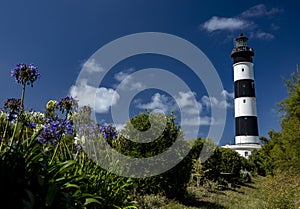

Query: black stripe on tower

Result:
[235,116,259,136]
[234,79,255,98]
[231,51,253,64]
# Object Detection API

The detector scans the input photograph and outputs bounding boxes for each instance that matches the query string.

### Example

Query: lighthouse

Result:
[224,34,261,158]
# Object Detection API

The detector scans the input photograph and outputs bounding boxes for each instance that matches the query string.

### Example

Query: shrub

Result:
[136,194,168,209]
[113,112,204,198]
[260,172,300,209]
[203,145,252,186]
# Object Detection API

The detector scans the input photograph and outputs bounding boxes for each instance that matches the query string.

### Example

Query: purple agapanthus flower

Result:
[11,63,40,87]
[75,123,118,140]
[99,124,118,140]
[25,121,37,129]
[37,116,74,145]
[3,98,22,121]
[56,96,78,114]
[75,143,82,151]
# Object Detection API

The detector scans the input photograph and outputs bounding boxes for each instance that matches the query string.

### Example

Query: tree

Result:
[248,135,275,176]
[251,66,300,174]
[113,111,203,198]
[203,145,251,183]
[274,66,300,172]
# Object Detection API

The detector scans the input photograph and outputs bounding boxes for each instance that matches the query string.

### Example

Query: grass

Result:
[192,178,263,209]
[136,175,294,209]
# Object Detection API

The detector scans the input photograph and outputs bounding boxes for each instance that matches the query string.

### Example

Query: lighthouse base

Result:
[222,143,261,158]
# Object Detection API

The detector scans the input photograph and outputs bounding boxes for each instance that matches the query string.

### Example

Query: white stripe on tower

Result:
[231,34,259,145]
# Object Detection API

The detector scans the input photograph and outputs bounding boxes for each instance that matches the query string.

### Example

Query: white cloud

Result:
[202,16,250,32]
[175,91,202,115]
[241,4,283,18]
[134,90,231,139]
[114,71,144,91]
[251,31,274,40]
[201,4,283,40]
[70,79,119,113]
[182,116,214,126]
[82,58,105,73]
[201,96,227,109]
[114,71,131,82]
[270,23,280,31]
[202,116,218,125]
[135,91,201,125]
[201,90,234,109]
[174,91,201,127]
[114,123,126,131]
[136,93,171,113]
[181,115,223,129]
[135,90,232,125]
[221,89,234,99]
[135,91,201,139]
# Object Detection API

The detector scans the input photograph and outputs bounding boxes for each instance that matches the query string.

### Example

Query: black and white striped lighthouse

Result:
[231,33,260,145]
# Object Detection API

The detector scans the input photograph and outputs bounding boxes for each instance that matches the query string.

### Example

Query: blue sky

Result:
[1,0,299,145]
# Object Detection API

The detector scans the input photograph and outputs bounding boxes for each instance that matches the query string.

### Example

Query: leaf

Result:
[84,198,101,206]
[23,189,35,209]
[45,183,58,207]
[64,183,80,189]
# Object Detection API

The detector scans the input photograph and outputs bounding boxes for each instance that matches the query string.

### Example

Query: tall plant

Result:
[0,63,137,209]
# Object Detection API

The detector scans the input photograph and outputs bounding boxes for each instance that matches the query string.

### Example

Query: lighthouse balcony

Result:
[231,46,254,53]
[231,49,254,57]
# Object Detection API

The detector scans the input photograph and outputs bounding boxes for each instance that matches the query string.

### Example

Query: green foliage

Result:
[0,108,136,209]
[248,134,278,176]
[114,112,182,158]
[275,65,300,172]
[279,65,300,118]
[190,159,207,188]
[136,194,168,209]
[203,145,251,183]
[113,112,203,198]
[260,172,300,209]
[1,64,137,208]
[251,66,300,174]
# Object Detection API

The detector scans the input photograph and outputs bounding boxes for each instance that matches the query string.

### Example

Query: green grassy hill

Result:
[137,175,300,209]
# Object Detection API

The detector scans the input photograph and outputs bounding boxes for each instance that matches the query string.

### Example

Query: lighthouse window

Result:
[242,68,244,72]
[243,99,246,103]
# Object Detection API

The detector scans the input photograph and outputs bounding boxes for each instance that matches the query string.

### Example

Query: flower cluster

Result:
[3,98,22,121]
[74,123,118,152]
[46,100,57,111]
[23,111,45,130]
[75,123,100,139]
[11,63,40,87]
[76,123,118,140]
[100,124,118,140]
[56,96,78,114]
[74,136,83,151]
[37,116,74,145]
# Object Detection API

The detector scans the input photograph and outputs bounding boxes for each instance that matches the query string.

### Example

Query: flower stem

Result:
[50,141,60,165]
[10,121,18,147]
[0,140,3,152]
[9,84,26,147]
[2,119,9,139]
[1,120,9,151]
[21,84,26,109]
